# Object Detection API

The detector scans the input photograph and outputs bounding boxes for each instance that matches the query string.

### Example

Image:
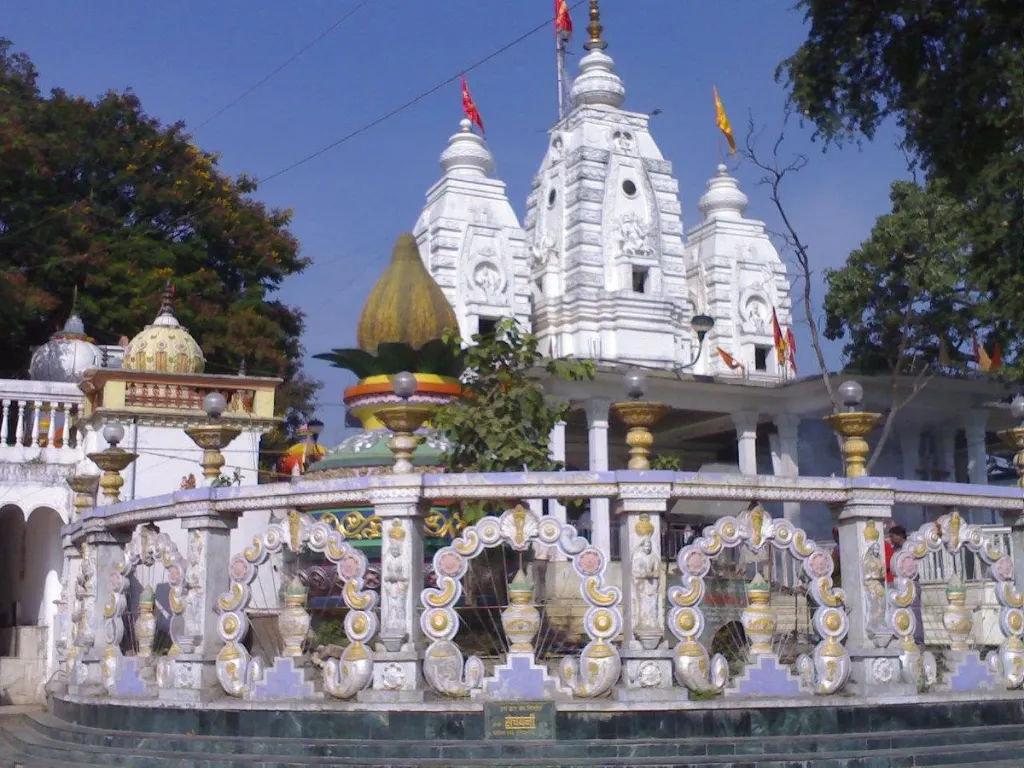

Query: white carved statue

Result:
[473,262,502,298]
[381,527,409,647]
[631,518,661,648]
[618,213,652,258]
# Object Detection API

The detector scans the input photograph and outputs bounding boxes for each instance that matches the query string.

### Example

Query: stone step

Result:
[4,713,1024,767]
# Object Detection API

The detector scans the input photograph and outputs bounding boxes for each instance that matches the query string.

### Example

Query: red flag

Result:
[461,75,485,135]
[991,342,1003,371]
[717,347,744,371]
[555,0,572,37]
[772,308,787,365]
[785,327,797,373]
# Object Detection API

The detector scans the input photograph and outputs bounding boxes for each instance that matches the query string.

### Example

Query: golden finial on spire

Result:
[584,0,606,51]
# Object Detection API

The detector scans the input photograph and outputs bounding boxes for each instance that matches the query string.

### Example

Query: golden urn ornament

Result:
[998,394,1024,488]
[135,585,157,658]
[741,573,776,656]
[279,576,311,658]
[610,369,670,470]
[501,569,541,653]
[823,381,882,478]
[942,576,973,652]
[87,423,138,503]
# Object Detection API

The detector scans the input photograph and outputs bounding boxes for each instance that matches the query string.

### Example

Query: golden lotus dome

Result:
[122,286,205,374]
[357,233,458,353]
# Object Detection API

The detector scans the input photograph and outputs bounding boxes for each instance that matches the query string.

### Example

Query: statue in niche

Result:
[631,515,662,648]
[472,261,502,298]
[617,213,653,258]
[381,522,409,646]
[530,233,557,271]
[550,135,564,164]
[612,129,635,154]
[745,300,768,334]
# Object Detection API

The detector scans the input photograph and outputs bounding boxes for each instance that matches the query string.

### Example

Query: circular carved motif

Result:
[339,555,361,580]
[994,556,1015,581]
[683,550,709,576]
[437,551,462,577]
[807,551,831,578]
[381,663,406,690]
[636,660,661,688]
[577,548,602,576]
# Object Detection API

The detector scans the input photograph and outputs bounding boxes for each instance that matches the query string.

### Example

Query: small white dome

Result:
[439,119,493,179]
[29,311,102,383]
[570,49,625,109]
[698,164,749,221]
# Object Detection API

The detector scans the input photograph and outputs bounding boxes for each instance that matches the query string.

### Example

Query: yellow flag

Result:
[713,86,736,154]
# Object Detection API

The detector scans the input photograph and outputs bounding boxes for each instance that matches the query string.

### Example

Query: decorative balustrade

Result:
[0,380,85,460]
[52,470,1024,707]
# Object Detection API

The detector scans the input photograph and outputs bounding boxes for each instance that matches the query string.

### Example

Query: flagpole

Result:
[556,31,569,120]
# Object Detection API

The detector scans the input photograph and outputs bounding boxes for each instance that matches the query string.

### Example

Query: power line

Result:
[259,1,585,183]
[193,0,377,131]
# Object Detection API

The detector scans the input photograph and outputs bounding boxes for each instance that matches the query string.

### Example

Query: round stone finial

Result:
[102,422,125,447]
[1010,394,1024,422]
[625,368,647,400]
[391,371,418,399]
[203,391,227,419]
[570,48,625,109]
[697,164,749,221]
[439,118,493,179]
[838,380,864,411]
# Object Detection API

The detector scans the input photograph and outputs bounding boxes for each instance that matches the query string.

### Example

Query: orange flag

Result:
[713,86,736,154]
[772,308,787,365]
[717,347,744,370]
[555,0,572,37]
[461,75,485,135]
[991,342,1003,371]
[785,327,797,373]
[973,333,993,371]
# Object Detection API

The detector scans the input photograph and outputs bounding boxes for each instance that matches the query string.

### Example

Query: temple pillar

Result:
[935,425,958,481]
[549,419,568,526]
[899,426,921,480]
[615,482,674,700]
[732,409,759,475]
[964,410,989,486]
[773,414,801,521]
[362,486,426,701]
[159,506,237,702]
[586,397,611,555]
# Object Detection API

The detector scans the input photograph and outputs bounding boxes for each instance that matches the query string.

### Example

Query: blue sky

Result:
[7,1,907,444]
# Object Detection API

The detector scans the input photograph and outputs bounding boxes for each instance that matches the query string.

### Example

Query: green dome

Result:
[307,428,449,477]
[357,233,458,353]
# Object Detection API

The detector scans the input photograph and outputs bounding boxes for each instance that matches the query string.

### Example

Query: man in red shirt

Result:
[884,525,907,583]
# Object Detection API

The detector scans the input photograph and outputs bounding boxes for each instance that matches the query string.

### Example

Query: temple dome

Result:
[570,48,625,109]
[357,233,458,353]
[29,302,102,382]
[122,287,205,374]
[439,119,493,179]
[698,164,749,221]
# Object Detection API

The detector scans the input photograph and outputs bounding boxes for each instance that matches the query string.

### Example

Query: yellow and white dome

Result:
[122,287,205,374]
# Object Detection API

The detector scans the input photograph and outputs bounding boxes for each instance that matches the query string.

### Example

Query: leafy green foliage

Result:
[781,2,1023,378]
[824,180,982,373]
[650,454,682,471]
[0,39,319,467]
[430,319,594,519]
[313,339,462,379]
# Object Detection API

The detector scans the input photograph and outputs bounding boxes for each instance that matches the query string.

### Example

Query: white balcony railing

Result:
[0,379,86,463]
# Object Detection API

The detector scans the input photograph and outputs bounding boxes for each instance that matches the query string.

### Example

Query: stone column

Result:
[50,538,81,692]
[615,482,674,699]
[935,425,958,481]
[363,486,426,701]
[774,414,801,521]
[899,426,921,481]
[549,419,568,526]
[836,488,914,695]
[586,397,612,555]
[159,505,237,702]
[732,409,759,475]
[69,525,128,696]
[963,410,989,485]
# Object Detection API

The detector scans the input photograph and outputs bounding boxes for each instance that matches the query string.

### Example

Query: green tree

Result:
[431,319,594,476]
[0,39,318,469]
[779,1,1024,375]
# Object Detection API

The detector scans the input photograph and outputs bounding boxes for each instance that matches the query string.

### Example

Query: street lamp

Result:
[823,380,882,478]
[184,391,242,485]
[373,371,437,473]
[610,368,670,470]
[86,422,138,503]
[675,314,715,372]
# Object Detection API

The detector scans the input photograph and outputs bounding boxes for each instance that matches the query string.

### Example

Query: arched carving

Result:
[670,506,850,695]
[101,524,187,694]
[888,511,1024,689]
[420,505,622,698]
[216,512,377,699]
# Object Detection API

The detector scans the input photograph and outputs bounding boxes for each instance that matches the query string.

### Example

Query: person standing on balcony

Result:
[885,525,907,583]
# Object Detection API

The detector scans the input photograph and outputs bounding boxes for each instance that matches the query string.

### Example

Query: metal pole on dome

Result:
[556,33,566,120]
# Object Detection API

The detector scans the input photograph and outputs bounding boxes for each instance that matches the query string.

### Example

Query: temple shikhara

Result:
[1,2,1023,764]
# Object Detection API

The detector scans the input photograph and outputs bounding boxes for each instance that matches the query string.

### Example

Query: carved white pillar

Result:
[899,426,921,481]
[548,419,568,525]
[30,400,42,447]
[12,400,25,446]
[586,397,611,555]
[732,409,759,475]
[0,399,9,444]
[963,410,989,485]
[935,425,958,481]
[773,413,801,521]
[364,485,426,701]
[46,403,58,447]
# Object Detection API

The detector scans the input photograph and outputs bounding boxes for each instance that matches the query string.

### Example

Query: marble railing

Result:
[55,470,1024,706]
[0,379,85,462]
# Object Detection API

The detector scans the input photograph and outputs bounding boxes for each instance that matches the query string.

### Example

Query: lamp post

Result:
[184,392,242,485]
[675,314,715,373]
[86,423,138,503]
[998,394,1024,488]
[610,369,670,470]
[823,381,883,478]
[373,371,437,473]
